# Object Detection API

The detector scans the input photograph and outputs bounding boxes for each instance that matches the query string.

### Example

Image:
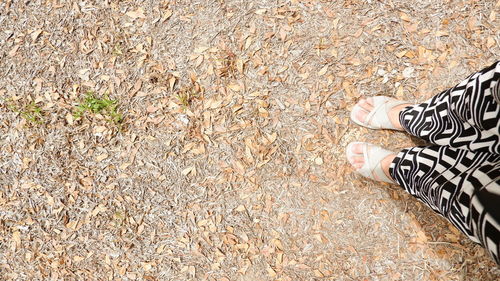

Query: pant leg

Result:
[400,61,500,154]
[389,145,500,264]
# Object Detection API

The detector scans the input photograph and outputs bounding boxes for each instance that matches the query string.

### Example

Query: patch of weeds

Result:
[111,33,128,57]
[6,99,45,125]
[112,210,126,228]
[175,81,202,110]
[112,44,124,56]
[74,92,123,124]
[112,39,128,57]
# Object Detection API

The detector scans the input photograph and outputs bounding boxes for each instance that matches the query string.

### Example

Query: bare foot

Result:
[354,97,411,130]
[349,143,396,181]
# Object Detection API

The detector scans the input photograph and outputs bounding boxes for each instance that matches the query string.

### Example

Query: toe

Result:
[352,155,365,165]
[354,98,375,125]
[353,163,363,169]
[355,107,369,124]
[351,155,364,169]
[359,98,374,111]
[352,143,364,154]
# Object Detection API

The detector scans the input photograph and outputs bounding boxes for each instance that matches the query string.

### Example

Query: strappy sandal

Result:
[350,96,410,131]
[346,142,396,184]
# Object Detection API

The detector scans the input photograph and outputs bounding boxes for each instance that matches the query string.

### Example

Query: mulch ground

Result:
[1,0,499,280]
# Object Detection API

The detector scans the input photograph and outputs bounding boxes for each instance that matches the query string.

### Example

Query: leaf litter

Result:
[0,0,499,280]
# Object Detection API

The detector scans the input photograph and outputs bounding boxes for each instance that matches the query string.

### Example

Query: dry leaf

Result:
[78,69,90,81]
[194,55,204,67]
[182,166,196,176]
[353,28,363,38]
[156,244,166,254]
[169,76,177,91]
[91,204,107,216]
[348,57,361,66]
[279,27,287,41]
[228,84,241,92]
[416,230,428,243]
[95,153,109,162]
[244,36,253,50]
[66,220,78,230]
[194,46,210,54]
[255,8,266,15]
[266,264,276,277]
[400,12,411,22]
[73,256,85,262]
[396,50,407,58]
[489,10,496,21]
[331,48,338,58]
[147,105,159,113]
[486,36,495,48]
[66,113,74,125]
[31,29,43,42]
[266,132,277,143]
[8,45,20,57]
[396,85,404,98]
[318,65,328,76]
[126,7,146,19]
[12,231,21,249]
[435,30,449,37]
[162,9,173,21]
[142,262,153,271]
[277,65,288,74]
[93,126,107,134]
[236,59,244,74]
[467,16,477,30]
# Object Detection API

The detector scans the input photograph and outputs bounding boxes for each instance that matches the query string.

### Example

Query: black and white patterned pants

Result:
[389,61,500,264]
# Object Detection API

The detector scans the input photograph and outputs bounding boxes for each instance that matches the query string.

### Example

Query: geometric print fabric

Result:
[389,61,500,265]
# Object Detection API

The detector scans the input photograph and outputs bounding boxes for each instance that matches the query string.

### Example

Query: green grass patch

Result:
[74,92,123,124]
[6,100,45,125]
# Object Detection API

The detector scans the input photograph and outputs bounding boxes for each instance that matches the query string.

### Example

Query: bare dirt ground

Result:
[1,0,499,280]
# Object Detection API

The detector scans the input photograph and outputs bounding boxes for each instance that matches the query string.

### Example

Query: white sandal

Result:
[350,96,410,131]
[346,142,395,183]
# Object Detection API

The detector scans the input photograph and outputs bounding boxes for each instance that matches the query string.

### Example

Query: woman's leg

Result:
[400,61,500,154]
[389,145,500,264]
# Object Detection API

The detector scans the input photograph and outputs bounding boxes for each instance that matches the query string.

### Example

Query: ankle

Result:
[391,104,410,130]
[382,154,397,179]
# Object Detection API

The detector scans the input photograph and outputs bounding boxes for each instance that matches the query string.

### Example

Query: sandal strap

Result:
[352,96,410,130]
[347,142,395,184]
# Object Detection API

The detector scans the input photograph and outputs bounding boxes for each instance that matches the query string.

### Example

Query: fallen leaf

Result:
[228,84,241,92]
[95,153,108,162]
[400,12,411,22]
[31,29,43,42]
[435,30,449,37]
[162,9,173,21]
[8,45,20,57]
[396,50,407,58]
[486,36,495,48]
[66,113,74,125]
[318,65,328,76]
[12,231,21,250]
[182,166,196,176]
[255,8,266,15]
[194,46,210,54]
[73,256,85,262]
[126,7,146,19]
